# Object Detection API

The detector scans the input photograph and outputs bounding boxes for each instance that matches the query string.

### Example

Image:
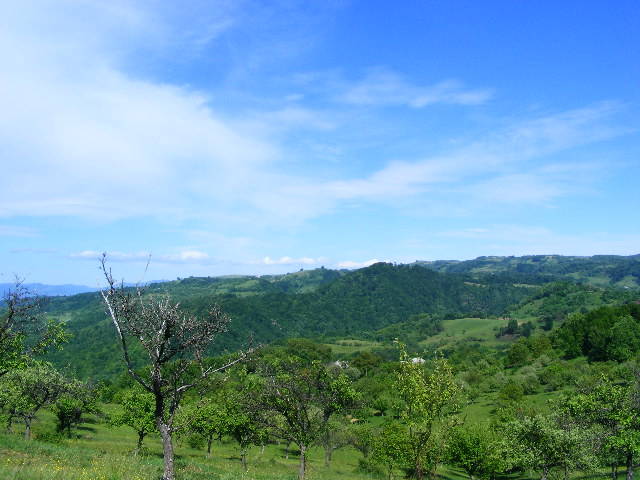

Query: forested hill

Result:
[415,254,640,287]
[43,263,535,379]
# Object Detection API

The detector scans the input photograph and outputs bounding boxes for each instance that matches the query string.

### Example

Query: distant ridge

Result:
[413,254,640,288]
[0,282,99,297]
[0,280,169,297]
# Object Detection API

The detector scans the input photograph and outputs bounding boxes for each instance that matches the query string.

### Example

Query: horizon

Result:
[4,252,639,289]
[1,1,639,284]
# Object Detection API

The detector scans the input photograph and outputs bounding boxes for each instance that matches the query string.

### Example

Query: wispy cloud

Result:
[304,102,626,209]
[337,259,385,269]
[338,68,492,108]
[436,225,640,256]
[261,256,325,266]
[70,250,212,265]
[0,225,37,237]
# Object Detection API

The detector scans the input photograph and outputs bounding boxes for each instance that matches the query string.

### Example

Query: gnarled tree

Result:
[100,255,247,480]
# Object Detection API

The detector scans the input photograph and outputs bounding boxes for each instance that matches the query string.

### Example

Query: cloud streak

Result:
[338,69,493,108]
[70,250,212,265]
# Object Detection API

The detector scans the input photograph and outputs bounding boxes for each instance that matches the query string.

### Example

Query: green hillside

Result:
[43,263,536,379]
[416,254,640,288]
[40,257,640,379]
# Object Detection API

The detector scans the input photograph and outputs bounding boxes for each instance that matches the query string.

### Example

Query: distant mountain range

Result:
[0,280,170,297]
[0,283,99,297]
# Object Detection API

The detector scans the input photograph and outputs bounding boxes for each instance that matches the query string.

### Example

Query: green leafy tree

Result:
[0,282,66,376]
[348,422,377,459]
[607,316,640,362]
[448,423,504,480]
[502,414,596,480]
[563,378,640,480]
[255,358,357,480]
[221,394,268,471]
[394,343,461,480]
[505,339,530,367]
[178,400,225,458]
[110,388,156,454]
[0,362,67,439]
[53,380,98,437]
[370,421,411,480]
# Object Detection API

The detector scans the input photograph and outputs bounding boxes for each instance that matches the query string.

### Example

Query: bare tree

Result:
[100,255,248,480]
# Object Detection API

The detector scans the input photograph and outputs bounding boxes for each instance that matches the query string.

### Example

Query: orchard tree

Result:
[563,378,640,480]
[348,422,377,459]
[502,413,595,480]
[100,256,248,480]
[255,358,357,480]
[54,379,98,437]
[178,400,226,458]
[222,396,268,470]
[0,362,67,439]
[370,421,411,480]
[448,423,503,480]
[0,282,66,376]
[395,343,461,480]
[110,388,156,454]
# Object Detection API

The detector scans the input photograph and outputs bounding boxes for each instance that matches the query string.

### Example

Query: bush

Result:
[498,380,524,402]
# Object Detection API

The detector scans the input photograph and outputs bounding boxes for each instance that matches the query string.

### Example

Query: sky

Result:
[0,0,639,285]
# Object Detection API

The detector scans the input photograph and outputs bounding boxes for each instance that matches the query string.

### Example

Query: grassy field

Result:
[0,402,500,480]
[323,340,382,356]
[419,317,510,350]
[0,407,373,480]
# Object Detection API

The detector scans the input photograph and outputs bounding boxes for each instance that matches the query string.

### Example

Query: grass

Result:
[419,317,510,350]
[323,340,381,356]
[0,406,381,480]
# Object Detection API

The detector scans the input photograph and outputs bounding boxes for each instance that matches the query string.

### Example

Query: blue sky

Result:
[0,0,638,285]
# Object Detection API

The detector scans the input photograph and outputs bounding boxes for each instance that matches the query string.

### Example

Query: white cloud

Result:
[339,69,492,108]
[262,256,323,265]
[302,102,627,209]
[70,249,211,265]
[337,259,385,269]
[0,1,276,222]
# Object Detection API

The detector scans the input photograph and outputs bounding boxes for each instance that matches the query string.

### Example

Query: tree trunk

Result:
[324,445,332,467]
[24,418,31,440]
[207,436,213,458]
[135,431,146,455]
[158,422,175,480]
[627,453,634,480]
[613,464,618,480]
[6,413,14,433]
[241,448,248,471]
[415,458,424,480]
[298,444,307,480]
[541,466,549,480]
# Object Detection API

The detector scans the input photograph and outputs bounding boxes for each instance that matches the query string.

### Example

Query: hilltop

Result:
[39,255,640,379]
